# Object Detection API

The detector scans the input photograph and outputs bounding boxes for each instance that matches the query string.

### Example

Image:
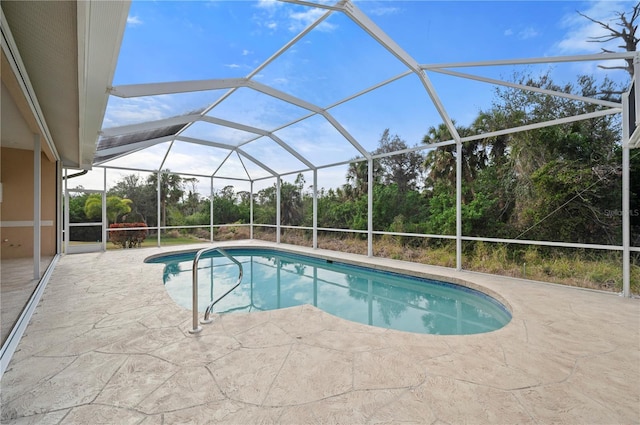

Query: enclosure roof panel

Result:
[97,0,635,177]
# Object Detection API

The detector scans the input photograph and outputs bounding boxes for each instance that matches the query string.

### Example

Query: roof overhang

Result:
[1,0,130,168]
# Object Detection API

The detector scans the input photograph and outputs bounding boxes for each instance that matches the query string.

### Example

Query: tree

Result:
[67,192,101,242]
[254,185,277,224]
[84,194,132,224]
[68,192,89,222]
[109,174,156,225]
[211,185,247,224]
[579,2,640,78]
[181,177,200,217]
[280,178,304,226]
[146,171,184,228]
[422,122,457,188]
[345,159,379,200]
[251,176,306,226]
[474,72,624,243]
[373,129,424,193]
[422,122,485,201]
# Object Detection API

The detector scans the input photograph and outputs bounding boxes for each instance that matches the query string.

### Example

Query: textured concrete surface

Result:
[1,240,639,424]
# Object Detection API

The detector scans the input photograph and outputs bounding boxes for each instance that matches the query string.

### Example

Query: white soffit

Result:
[77,1,130,169]
[2,1,79,166]
[1,1,129,169]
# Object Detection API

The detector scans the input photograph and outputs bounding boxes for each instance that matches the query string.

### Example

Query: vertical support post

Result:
[313,169,318,249]
[250,181,254,240]
[367,158,373,257]
[33,134,41,279]
[622,95,631,298]
[56,161,62,254]
[210,176,214,243]
[276,176,281,244]
[623,136,631,298]
[456,139,462,271]
[64,168,69,254]
[156,170,161,247]
[102,167,107,251]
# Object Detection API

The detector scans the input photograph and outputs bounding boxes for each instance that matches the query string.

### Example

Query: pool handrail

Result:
[189,246,243,334]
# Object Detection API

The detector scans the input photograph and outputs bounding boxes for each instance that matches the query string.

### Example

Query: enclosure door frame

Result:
[64,188,106,254]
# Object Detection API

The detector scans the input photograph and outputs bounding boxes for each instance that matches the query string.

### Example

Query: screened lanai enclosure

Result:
[63,0,639,297]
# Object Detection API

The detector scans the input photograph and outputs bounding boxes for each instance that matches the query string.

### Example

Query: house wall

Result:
[0,147,56,259]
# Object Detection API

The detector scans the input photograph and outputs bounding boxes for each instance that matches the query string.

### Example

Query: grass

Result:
[304,234,639,295]
[463,242,637,292]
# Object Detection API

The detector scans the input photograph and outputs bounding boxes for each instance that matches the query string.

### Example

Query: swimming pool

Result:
[146,248,511,335]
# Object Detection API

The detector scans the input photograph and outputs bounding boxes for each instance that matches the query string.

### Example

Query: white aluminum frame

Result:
[64,187,106,254]
[85,0,637,295]
[33,134,41,279]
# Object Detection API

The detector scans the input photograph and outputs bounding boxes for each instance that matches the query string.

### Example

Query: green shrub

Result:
[109,223,147,248]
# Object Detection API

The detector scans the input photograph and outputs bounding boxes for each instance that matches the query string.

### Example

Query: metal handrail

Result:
[189,246,243,334]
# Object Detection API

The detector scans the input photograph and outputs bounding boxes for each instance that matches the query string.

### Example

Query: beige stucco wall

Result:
[0,147,56,259]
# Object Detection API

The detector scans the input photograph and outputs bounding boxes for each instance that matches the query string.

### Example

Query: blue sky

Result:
[88,0,636,193]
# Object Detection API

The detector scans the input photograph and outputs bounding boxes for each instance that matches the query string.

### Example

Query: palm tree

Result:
[422,122,487,200]
[345,159,379,199]
[146,170,184,228]
[422,122,458,188]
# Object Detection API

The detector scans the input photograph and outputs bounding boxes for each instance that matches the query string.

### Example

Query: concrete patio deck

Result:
[1,240,639,424]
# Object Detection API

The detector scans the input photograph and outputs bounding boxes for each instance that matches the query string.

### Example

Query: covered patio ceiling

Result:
[95,0,636,182]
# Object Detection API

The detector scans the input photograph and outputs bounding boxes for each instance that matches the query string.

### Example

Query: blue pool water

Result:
[146,248,511,335]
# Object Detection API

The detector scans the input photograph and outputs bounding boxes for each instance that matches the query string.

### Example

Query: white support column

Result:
[622,135,631,298]
[276,177,281,244]
[368,158,373,257]
[102,168,107,251]
[64,168,69,254]
[250,181,254,240]
[313,169,318,249]
[56,161,62,254]
[622,95,631,298]
[210,177,214,243]
[456,139,462,271]
[156,170,161,247]
[33,134,41,279]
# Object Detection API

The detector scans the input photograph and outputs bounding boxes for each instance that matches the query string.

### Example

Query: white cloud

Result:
[271,77,289,87]
[555,1,634,54]
[551,0,635,76]
[242,49,252,56]
[225,63,241,69]
[253,1,336,34]
[103,97,173,128]
[518,27,539,40]
[255,0,282,10]
[288,8,336,33]
[503,26,538,40]
[127,15,143,26]
[368,6,400,17]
